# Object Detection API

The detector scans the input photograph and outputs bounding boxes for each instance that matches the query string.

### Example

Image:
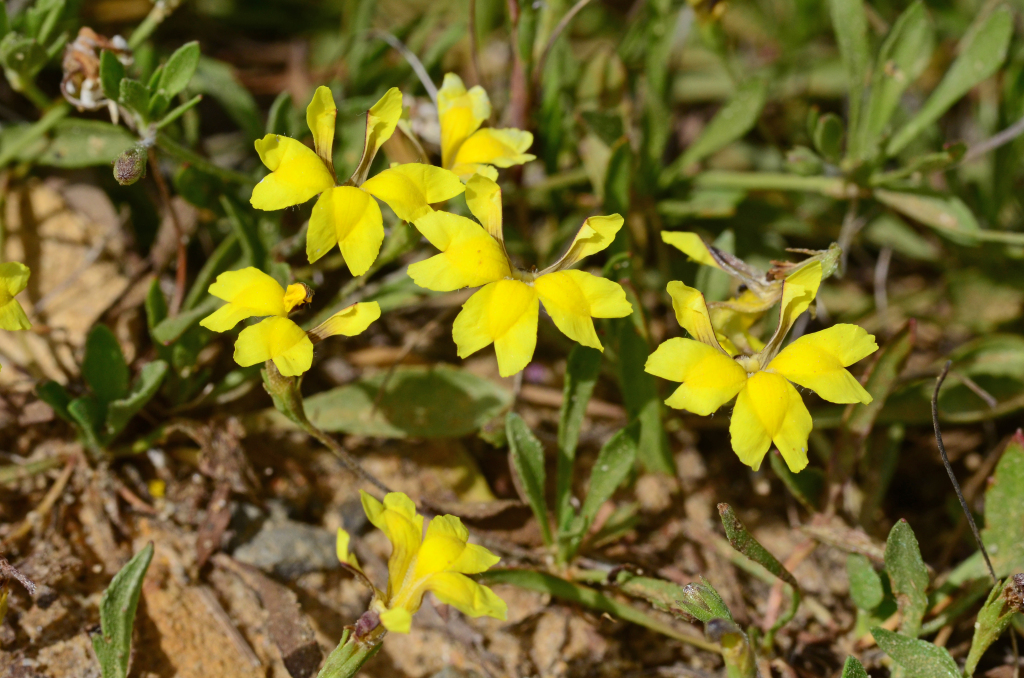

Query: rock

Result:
[232,517,339,580]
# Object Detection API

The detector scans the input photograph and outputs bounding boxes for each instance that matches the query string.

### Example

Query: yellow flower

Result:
[251,87,466,276]
[645,262,877,472]
[662,231,841,355]
[408,175,632,377]
[437,74,535,181]
[0,262,32,331]
[336,491,507,634]
[200,267,380,376]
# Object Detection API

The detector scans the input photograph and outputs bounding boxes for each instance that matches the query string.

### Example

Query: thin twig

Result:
[532,0,596,93]
[369,31,438,104]
[302,422,391,496]
[961,113,1024,165]
[932,360,997,583]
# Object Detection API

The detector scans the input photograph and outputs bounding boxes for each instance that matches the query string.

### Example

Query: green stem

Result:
[694,170,859,198]
[155,133,255,185]
[0,101,70,168]
[317,629,384,678]
[128,0,185,49]
[20,80,53,111]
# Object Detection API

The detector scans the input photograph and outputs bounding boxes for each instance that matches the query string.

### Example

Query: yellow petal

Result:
[307,186,384,274]
[452,280,539,377]
[0,299,30,331]
[415,515,500,577]
[759,261,823,362]
[282,283,312,313]
[453,128,534,169]
[661,231,721,269]
[306,85,337,167]
[360,490,424,597]
[233,317,313,376]
[379,606,413,634]
[545,214,623,271]
[424,571,508,621]
[534,270,631,350]
[308,301,380,343]
[201,267,286,332]
[0,261,30,296]
[351,87,403,184]
[768,324,877,404]
[407,211,509,292]
[251,135,334,210]
[729,371,812,472]
[464,173,504,244]
[451,163,499,182]
[665,281,732,352]
[335,528,361,569]
[362,164,466,223]
[645,337,748,415]
[437,73,491,170]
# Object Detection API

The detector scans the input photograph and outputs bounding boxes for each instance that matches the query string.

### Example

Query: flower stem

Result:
[128,0,185,50]
[694,171,860,198]
[155,132,256,186]
[316,629,385,678]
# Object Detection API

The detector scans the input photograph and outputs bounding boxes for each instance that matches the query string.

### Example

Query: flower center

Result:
[735,355,761,375]
[509,267,538,283]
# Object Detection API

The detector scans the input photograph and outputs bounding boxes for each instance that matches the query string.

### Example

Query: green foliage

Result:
[92,543,154,678]
[840,656,868,678]
[884,519,930,638]
[980,431,1024,575]
[555,346,602,531]
[963,578,1020,676]
[846,554,884,611]
[870,628,959,678]
[507,412,553,547]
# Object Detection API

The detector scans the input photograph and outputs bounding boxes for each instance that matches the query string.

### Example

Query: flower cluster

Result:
[336,491,507,634]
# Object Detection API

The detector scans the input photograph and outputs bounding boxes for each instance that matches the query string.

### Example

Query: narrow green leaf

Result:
[847,553,885,610]
[887,6,1012,155]
[813,113,845,163]
[99,50,125,102]
[694,229,734,303]
[155,94,202,131]
[873,190,980,245]
[92,543,154,678]
[479,569,716,650]
[828,0,869,157]
[555,345,602,532]
[980,430,1024,576]
[769,453,825,511]
[964,578,1017,676]
[144,278,168,331]
[580,421,639,529]
[506,413,552,547]
[191,57,263,141]
[265,91,293,137]
[220,195,267,270]
[118,78,150,119]
[105,361,169,441]
[840,656,869,678]
[664,79,767,181]
[718,503,800,591]
[183,236,240,310]
[614,315,674,474]
[67,396,104,451]
[157,41,200,99]
[871,627,958,678]
[618,572,733,625]
[845,320,916,439]
[884,519,930,637]
[152,296,219,345]
[36,380,72,423]
[83,325,129,404]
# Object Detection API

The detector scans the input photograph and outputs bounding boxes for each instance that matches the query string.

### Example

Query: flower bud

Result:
[114,145,148,186]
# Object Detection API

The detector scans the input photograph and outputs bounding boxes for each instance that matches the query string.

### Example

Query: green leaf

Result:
[980,430,1024,576]
[840,656,869,678]
[813,113,845,163]
[963,578,1018,676]
[871,627,958,678]
[507,412,552,547]
[92,543,154,678]
[67,396,103,450]
[719,503,800,591]
[580,421,639,529]
[657,189,746,221]
[618,572,733,625]
[555,345,602,532]
[863,215,940,261]
[770,453,824,511]
[694,229,734,303]
[664,79,767,181]
[270,366,513,439]
[99,50,125,101]
[182,236,240,310]
[156,41,200,99]
[155,94,202,130]
[36,380,71,423]
[884,519,930,637]
[859,0,933,151]
[265,91,292,137]
[0,33,47,85]
[479,569,714,649]
[220,195,267,270]
[887,6,1012,156]
[26,120,135,168]
[873,190,980,245]
[83,325,129,404]
[104,361,169,441]
[846,553,885,610]
[190,57,262,141]
[845,321,916,439]
[152,296,219,345]
[144,279,168,332]
[118,78,151,119]
[827,0,869,157]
